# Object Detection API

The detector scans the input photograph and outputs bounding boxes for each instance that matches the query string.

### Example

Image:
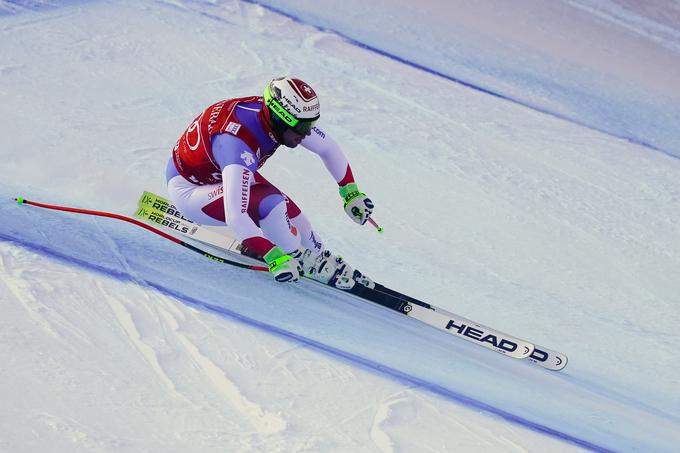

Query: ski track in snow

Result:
[172,325,288,435]
[0,219,617,453]
[128,292,285,435]
[2,237,589,452]
[368,392,402,453]
[72,242,290,437]
[99,282,185,398]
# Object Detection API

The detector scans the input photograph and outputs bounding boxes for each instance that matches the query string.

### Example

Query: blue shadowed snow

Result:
[0,191,615,452]
[1,186,678,452]
[0,239,612,453]
[244,0,680,158]
[0,0,87,15]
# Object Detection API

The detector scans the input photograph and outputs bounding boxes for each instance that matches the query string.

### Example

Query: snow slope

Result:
[2,0,680,452]
[249,0,680,155]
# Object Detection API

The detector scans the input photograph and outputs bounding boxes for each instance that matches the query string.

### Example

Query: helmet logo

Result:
[288,78,317,102]
[266,97,296,124]
[281,94,302,114]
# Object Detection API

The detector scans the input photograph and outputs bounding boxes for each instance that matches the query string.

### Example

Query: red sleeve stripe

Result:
[338,164,355,187]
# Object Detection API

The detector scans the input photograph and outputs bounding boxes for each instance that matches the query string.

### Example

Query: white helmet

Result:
[264,76,320,136]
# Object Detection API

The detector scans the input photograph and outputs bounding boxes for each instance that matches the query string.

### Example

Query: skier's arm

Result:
[301,126,355,186]
[301,127,374,225]
[213,134,277,258]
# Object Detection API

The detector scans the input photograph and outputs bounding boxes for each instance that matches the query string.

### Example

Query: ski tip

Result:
[376,226,384,234]
[15,197,25,205]
[528,347,569,371]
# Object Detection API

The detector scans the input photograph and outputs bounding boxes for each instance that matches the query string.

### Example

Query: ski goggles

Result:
[289,118,317,135]
[264,87,319,135]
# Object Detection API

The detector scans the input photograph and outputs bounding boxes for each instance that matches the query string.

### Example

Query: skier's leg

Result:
[288,209,324,256]
[169,173,303,251]
[280,193,373,289]
[247,176,346,286]
[286,199,374,289]
[255,190,302,253]
[167,175,227,226]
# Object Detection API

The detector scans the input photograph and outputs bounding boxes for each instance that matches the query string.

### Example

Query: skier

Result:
[165,76,375,287]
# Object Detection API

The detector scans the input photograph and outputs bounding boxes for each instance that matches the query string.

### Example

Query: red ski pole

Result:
[14,197,268,272]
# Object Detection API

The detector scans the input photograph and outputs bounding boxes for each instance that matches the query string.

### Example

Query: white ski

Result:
[135,191,567,369]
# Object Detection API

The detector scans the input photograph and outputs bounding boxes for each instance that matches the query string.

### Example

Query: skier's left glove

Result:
[264,246,302,283]
[340,182,374,225]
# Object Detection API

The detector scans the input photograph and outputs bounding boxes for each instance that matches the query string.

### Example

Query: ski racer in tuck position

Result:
[166,76,375,287]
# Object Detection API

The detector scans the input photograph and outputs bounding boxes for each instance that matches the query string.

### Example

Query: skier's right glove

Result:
[264,246,302,283]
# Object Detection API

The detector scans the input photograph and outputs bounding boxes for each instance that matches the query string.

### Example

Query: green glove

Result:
[263,246,301,283]
[339,183,374,225]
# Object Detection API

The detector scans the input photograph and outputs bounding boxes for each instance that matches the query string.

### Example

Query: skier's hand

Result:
[264,246,302,283]
[340,183,374,225]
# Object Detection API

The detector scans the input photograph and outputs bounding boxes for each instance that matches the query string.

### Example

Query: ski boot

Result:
[292,248,374,290]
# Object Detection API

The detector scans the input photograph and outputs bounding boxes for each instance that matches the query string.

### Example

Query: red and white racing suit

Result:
[166,96,356,259]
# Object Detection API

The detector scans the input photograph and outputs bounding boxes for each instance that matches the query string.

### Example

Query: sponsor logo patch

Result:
[241,169,250,213]
[226,121,241,135]
[241,151,255,166]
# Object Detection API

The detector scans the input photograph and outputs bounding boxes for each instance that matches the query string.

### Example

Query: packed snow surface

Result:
[1,1,679,452]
